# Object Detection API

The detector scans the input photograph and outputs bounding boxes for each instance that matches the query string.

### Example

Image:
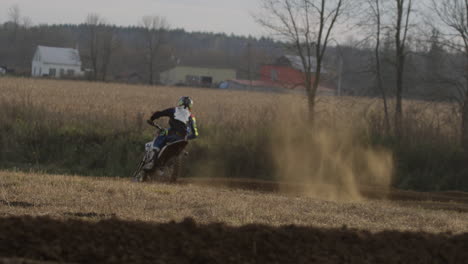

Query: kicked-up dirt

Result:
[1,216,467,264]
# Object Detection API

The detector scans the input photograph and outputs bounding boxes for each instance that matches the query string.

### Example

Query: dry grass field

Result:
[2,170,468,232]
[1,77,460,137]
[2,77,456,128]
[0,77,401,198]
[1,77,468,263]
[0,77,284,127]
[0,77,459,145]
[0,77,444,194]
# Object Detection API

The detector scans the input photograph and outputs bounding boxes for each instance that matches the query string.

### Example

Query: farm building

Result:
[260,55,329,90]
[0,66,15,75]
[31,46,83,78]
[160,66,236,87]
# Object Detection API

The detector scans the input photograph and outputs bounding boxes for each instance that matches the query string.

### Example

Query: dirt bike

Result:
[132,120,188,183]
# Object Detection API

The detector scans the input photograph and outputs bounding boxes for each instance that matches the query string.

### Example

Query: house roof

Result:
[166,65,236,72]
[36,46,81,66]
[281,55,327,73]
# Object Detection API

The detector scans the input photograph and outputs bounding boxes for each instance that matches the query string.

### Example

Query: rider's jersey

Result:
[150,106,199,139]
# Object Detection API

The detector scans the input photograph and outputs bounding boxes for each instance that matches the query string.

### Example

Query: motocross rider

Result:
[144,96,198,170]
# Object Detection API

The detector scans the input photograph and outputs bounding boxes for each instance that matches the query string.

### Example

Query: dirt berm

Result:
[0,216,467,264]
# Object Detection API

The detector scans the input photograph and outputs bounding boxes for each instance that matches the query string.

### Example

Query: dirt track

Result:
[2,171,468,263]
[182,177,468,204]
[1,216,467,264]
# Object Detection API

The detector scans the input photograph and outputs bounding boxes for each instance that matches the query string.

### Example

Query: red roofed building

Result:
[219,55,336,95]
[260,55,332,91]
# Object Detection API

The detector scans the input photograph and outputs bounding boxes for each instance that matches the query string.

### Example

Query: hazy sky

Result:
[0,0,267,37]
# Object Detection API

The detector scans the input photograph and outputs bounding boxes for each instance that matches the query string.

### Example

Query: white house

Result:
[31,45,83,78]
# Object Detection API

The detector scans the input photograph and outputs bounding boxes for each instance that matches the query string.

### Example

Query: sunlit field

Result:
[1,77,468,263]
[1,170,468,233]
[0,77,459,134]
[0,76,465,194]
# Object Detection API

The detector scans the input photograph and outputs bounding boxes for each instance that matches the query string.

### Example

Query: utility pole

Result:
[247,42,253,89]
[333,41,344,96]
[338,56,343,96]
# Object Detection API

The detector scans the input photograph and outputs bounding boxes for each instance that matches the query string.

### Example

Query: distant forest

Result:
[0,22,282,80]
[0,19,464,101]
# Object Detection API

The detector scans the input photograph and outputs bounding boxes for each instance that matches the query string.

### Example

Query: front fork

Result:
[143,129,167,171]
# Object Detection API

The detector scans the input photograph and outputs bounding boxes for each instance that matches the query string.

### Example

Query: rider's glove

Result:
[146,119,153,126]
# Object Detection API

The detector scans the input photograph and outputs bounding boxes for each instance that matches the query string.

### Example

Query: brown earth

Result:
[1,216,468,264]
[1,171,468,263]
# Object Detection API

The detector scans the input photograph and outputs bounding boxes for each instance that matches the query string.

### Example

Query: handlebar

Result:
[146,120,164,131]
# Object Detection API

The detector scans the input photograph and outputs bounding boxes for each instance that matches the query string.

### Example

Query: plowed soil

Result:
[1,216,468,264]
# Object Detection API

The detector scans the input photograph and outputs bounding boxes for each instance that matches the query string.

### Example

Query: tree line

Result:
[0,5,281,84]
[258,0,468,152]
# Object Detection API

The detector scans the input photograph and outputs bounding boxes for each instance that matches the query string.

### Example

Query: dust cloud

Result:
[270,105,394,201]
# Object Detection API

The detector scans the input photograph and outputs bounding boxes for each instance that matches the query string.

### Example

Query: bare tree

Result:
[258,0,347,123]
[83,14,118,81]
[431,0,468,150]
[364,0,391,132]
[140,15,168,85]
[394,0,413,139]
[22,16,33,29]
[99,26,119,82]
[7,4,21,42]
[85,13,102,81]
[242,41,271,87]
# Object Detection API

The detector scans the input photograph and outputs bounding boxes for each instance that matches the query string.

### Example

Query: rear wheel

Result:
[170,156,182,182]
[154,162,174,182]
[152,156,181,183]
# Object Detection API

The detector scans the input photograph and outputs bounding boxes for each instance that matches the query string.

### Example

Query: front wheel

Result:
[132,153,148,182]
[133,170,147,182]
